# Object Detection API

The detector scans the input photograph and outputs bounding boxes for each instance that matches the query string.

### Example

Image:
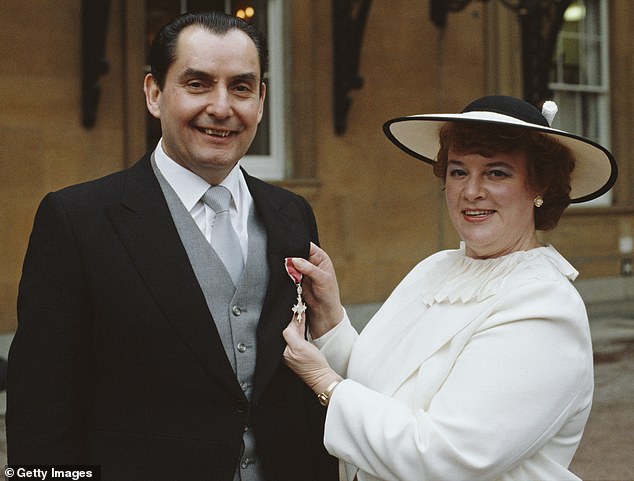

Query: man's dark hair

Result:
[149,11,269,91]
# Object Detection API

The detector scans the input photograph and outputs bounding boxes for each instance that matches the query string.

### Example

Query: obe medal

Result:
[285,258,307,323]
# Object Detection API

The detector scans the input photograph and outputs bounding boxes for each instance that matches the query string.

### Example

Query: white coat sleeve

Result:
[312,312,358,377]
[323,279,593,481]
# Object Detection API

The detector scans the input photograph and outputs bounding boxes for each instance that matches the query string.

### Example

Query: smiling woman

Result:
[443,146,539,259]
[280,95,618,481]
[435,122,577,234]
[383,95,616,258]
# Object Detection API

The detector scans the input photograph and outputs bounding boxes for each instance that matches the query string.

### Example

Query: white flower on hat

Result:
[541,100,558,127]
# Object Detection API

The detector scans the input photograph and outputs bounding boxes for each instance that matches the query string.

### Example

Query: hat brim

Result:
[383,111,618,203]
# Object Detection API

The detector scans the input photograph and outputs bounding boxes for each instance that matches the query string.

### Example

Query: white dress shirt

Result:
[153,139,252,261]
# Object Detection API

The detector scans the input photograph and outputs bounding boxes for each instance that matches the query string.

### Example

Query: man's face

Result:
[144,26,265,185]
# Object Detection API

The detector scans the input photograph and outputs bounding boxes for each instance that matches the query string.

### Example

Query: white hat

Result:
[383,95,618,203]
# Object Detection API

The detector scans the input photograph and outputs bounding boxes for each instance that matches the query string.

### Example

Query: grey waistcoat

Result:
[153,159,268,481]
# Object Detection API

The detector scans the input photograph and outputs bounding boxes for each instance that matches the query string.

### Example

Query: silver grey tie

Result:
[203,186,244,286]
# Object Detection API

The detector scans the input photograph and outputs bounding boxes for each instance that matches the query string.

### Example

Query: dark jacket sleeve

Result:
[7,192,92,462]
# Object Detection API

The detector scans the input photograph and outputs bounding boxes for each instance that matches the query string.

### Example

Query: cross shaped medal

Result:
[285,258,307,323]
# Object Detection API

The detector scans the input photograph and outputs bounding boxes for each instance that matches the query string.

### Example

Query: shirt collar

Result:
[154,139,244,211]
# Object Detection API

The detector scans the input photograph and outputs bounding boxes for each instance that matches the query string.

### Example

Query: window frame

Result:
[241,0,287,180]
[548,0,611,206]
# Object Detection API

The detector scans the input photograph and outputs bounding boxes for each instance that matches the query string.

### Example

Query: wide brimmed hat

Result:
[383,95,617,203]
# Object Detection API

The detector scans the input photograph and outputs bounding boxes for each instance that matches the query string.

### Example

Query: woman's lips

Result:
[462,209,495,222]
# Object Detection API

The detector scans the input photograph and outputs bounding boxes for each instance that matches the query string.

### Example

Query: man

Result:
[7,12,337,481]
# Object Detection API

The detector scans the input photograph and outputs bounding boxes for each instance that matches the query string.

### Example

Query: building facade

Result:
[1,0,633,333]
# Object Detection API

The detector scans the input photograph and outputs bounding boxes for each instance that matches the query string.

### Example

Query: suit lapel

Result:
[244,171,313,401]
[106,156,242,396]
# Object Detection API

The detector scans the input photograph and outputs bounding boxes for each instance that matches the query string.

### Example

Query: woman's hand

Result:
[291,243,345,338]
[282,315,342,395]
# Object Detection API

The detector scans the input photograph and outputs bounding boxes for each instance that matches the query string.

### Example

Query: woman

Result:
[282,95,617,481]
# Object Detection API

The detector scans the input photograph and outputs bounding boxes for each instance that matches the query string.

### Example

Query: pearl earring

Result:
[533,195,544,208]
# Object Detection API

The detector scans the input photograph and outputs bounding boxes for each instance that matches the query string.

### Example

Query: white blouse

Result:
[317,245,593,481]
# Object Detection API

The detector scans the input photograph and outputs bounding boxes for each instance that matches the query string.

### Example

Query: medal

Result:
[285,258,307,323]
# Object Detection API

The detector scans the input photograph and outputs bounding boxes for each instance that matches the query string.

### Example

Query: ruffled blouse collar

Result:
[421,244,578,306]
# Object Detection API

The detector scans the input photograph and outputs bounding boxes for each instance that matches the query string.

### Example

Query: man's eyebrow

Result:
[178,68,259,84]
[179,68,213,82]
[230,72,259,83]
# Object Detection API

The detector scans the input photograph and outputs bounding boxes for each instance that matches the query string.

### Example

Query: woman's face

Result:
[444,147,540,259]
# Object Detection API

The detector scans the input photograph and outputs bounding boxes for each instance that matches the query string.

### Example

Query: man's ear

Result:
[257,81,267,124]
[144,73,161,119]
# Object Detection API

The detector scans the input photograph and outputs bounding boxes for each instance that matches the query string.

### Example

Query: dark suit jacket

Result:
[7,154,338,481]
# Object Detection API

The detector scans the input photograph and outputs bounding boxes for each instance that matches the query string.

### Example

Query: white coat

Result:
[316,246,593,481]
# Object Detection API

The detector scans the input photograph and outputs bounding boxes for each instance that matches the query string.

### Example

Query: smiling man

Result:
[144,24,265,185]
[7,12,337,481]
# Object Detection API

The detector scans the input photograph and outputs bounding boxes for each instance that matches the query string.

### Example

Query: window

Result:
[549,0,611,205]
[146,0,286,180]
